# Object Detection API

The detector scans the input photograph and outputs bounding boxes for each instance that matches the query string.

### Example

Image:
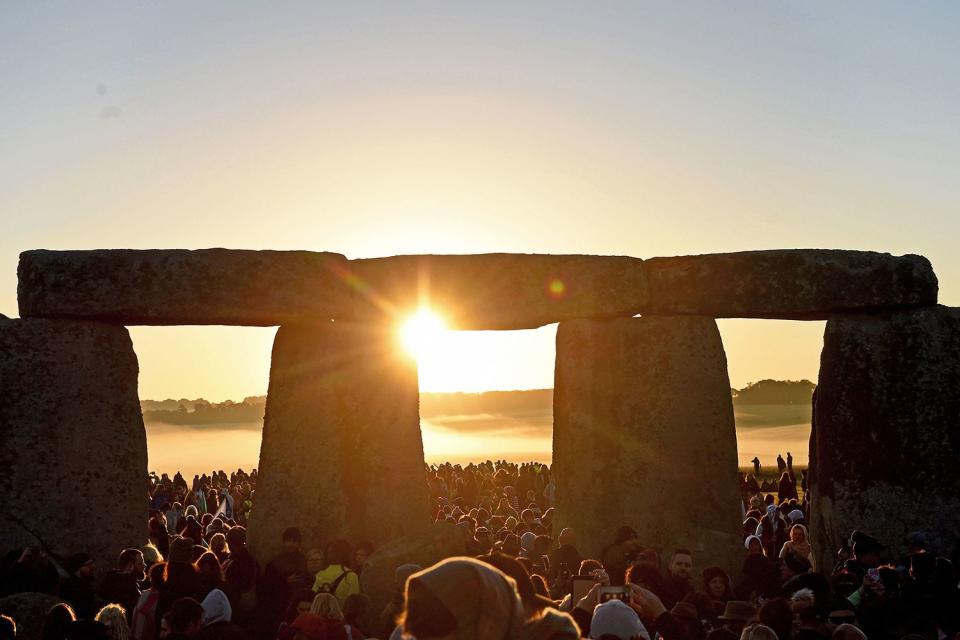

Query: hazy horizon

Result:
[143,383,814,475]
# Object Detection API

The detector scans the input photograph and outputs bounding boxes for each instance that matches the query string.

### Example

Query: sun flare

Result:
[400,309,448,359]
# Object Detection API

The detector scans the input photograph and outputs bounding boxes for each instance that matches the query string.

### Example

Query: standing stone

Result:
[553,317,743,572]
[248,322,430,563]
[643,250,937,319]
[810,305,960,570]
[18,249,352,326]
[0,318,146,568]
[347,254,648,330]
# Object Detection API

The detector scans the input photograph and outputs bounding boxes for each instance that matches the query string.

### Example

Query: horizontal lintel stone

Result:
[642,249,937,319]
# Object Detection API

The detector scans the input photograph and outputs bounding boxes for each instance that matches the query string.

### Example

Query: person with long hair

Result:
[95,604,131,640]
[132,563,165,640]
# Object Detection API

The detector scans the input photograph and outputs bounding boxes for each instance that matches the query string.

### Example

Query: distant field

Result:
[146,402,810,476]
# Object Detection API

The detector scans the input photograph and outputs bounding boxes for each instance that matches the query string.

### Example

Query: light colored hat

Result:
[590,600,650,640]
[787,509,805,522]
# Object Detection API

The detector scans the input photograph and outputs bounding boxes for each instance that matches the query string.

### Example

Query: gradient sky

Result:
[2,2,958,400]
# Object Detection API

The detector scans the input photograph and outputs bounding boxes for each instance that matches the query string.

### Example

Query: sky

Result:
[1,2,958,401]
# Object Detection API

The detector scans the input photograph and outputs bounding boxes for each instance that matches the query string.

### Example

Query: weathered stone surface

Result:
[0,318,146,568]
[809,305,960,570]
[643,250,937,319]
[347,254,648,329]
[247,322,431,564]
[18,249,351,326]
[0,593,65,640]
[553,317,743,572]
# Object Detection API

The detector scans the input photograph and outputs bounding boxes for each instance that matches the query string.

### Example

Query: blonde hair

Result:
[95,604,130,640]
[740,624,778,640]
[309,593,343,620]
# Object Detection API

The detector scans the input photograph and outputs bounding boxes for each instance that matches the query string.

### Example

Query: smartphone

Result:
[599,586,631,603]
[570,576,595,602]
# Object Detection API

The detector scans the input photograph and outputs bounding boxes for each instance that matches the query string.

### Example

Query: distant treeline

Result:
[731,379,815,405]
[141,379,815,425]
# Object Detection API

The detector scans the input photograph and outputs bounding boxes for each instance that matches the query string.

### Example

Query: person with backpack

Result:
[310,541,359,607]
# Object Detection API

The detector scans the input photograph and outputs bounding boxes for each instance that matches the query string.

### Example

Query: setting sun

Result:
[400,309,447,358]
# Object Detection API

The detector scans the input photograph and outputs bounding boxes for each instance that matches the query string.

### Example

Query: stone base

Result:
[0,318,146,569]
[810,305,960,569]
[247,322,431,564]
[553,317,743,573]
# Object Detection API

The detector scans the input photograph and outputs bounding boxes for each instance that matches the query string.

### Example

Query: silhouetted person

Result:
[751,457,761,476]
[786,451,794,475]
[776,455,786,475]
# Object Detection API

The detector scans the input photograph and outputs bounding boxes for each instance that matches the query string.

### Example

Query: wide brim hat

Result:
[717,600,757,621]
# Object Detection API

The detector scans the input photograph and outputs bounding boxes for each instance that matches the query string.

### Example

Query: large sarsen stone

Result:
[643,250,936,319]
[0,318,146,568]
[553,317,743,573]
[809,305,960,570]
[247,321,431,563]
[18,249,352,326]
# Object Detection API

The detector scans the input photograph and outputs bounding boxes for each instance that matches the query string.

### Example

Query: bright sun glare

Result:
[400,309,447,358]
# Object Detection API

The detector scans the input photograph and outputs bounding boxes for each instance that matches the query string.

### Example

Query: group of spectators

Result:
[1,458,958,640]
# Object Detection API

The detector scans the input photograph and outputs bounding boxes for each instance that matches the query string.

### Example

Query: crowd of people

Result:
[2,457,958,640]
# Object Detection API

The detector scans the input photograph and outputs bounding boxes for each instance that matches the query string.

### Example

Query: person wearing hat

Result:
[60,553,98,620]
[589,600,650,640]
[401,557,578,640]
[715,600,758,634]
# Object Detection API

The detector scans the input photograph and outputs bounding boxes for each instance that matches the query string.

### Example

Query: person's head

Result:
[288,589,318,620]
[147,562,167,590]
[225,526,246,550]
[781,554,811,580]
[282,527,302,554]
[353,541,373,570]
[163,598,204,638]
[341,593,369,625]
[501,534,521,557]
[558,528,576,547]
[95,605,129,640]
[589,599,649,640]
[738,624,777,640]
[325,540,352,567]
[744,536,763,555]
[308,594,343,621]
[66,553,95,578]
[117,548,145,575]
[625,563,661,590]
[668,550,693,581]
[717,601,758,634]
[0,615,15,640]
[831,623,867,640]
[475,528,493,548]
[141,544,163,567]
[401,557,524,640]
[209,533,227,554]
[702,566,731,599]
[195,552,222,580]
[306,549,325,575]
[43,604,77,640]
[614,526,638,551]
[790,524,808,544]
[756,598,791,640]
[579,559,603,576]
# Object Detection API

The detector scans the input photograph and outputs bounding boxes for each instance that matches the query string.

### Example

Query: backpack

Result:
[315,567,353,596]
